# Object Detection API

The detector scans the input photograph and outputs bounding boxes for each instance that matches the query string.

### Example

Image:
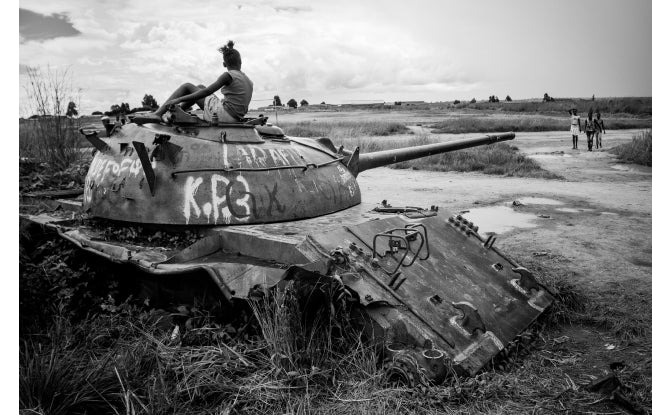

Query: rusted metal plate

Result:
[297,212,553,375]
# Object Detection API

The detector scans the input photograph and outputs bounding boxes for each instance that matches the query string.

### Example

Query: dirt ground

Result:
[357,128,652,288]
[354,127,652,412]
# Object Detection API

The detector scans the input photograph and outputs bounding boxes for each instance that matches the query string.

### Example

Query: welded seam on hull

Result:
[170,158,344,176]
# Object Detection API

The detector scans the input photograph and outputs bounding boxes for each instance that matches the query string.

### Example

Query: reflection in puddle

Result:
[519,197,564,205]
[556,207,581,213]
[462,206,539,236]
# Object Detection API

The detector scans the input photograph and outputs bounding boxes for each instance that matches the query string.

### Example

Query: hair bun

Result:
[227,40,234,49]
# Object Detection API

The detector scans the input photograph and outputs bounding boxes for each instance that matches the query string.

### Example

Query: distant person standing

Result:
[569,108,581,149]
[594,111,606,149]
[584,109,596,151]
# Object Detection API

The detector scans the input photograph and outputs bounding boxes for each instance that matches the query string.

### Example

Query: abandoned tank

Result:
[24,105,554,385]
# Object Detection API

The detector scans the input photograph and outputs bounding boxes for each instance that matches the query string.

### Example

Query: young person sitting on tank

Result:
[140,40,253,123]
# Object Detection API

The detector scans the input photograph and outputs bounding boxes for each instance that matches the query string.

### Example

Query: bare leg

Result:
[179,84,207,111]
[154,83,204,117]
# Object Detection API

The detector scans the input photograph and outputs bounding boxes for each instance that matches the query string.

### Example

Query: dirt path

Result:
[357,129,652,287]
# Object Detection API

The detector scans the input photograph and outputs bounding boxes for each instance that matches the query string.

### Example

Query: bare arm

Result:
[169,73,233,106]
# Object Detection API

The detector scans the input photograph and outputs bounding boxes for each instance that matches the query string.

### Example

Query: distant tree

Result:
[489,95,499,103]
[505,95,512,102]
[91,111,103,115]
[592,94,595,101]
[300,99,309,106]
[120,102,130,113]
[110,104,121,114]
[453,99,460,105]
[543,93,555,102]
[287,98,298,108]
[142,94,159,109]
[273,95,282,106]
[470,98,476,104]
[320,101,326,105]
[66,101,78,117]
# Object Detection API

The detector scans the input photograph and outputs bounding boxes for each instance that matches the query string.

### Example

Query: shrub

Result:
[20,66,81,170]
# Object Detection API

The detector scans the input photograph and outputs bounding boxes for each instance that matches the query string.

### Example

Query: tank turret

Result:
[79,106,514,225]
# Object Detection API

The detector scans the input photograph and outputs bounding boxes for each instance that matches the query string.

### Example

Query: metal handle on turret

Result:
[354,132,515,175]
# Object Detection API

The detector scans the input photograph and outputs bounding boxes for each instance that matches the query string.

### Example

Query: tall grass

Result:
[429,116,651,134]
[19,228,652,414]
[20,65,82,170]
[329,134,562,179]
[276,120,560,178]
[610,129,652,166]
[281,120,411,138]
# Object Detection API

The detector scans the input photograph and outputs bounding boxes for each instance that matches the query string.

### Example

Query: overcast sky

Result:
[18,0,652,115]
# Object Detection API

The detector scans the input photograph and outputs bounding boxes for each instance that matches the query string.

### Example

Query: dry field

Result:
[19,109,652,414]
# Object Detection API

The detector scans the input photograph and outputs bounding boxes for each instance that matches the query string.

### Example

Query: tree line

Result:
[89,94,160,116]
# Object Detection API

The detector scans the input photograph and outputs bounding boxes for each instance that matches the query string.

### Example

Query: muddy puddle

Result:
[461,197,585,236]
[461,206,539,236]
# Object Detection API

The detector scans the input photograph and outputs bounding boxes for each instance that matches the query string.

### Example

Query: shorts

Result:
[570,125,579,135]
[204,95,238,123]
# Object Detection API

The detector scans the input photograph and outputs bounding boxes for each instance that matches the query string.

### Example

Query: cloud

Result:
[19,9,80,43]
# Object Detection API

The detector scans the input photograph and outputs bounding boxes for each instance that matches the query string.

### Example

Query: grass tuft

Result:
[610,129,652,166]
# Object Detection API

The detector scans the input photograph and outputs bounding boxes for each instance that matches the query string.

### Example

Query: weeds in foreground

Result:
[19,231,652,414]
[610,129,652,166]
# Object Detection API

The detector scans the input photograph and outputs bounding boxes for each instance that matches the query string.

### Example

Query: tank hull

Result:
[23,202,553,382]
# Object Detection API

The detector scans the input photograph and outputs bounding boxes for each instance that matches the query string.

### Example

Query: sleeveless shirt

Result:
[221,70,253,119]
[571,114,580,126]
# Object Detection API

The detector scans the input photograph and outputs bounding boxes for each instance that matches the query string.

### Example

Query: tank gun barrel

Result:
[356,132,515,174]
